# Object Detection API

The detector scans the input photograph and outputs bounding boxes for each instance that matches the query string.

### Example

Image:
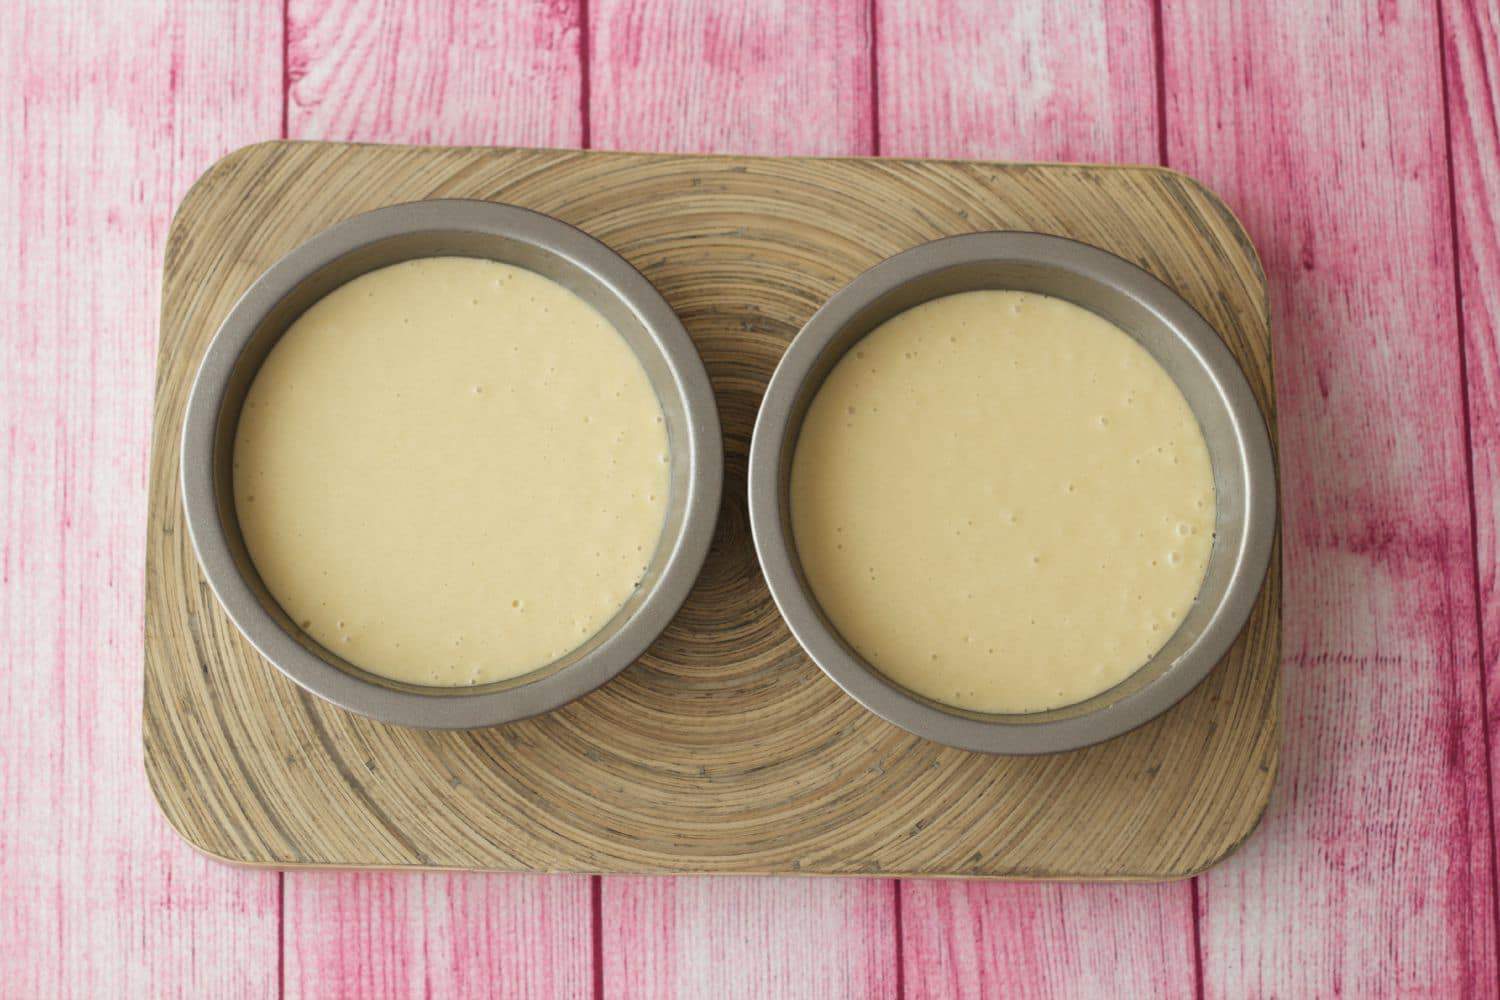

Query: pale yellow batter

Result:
[234,257,669,687]
[792,290,1215,714]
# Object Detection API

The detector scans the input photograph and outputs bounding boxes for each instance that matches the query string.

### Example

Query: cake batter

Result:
[791,290,1215,714]
[234,257,670,687]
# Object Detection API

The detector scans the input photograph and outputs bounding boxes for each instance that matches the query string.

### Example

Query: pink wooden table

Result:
[3,0,1497,995]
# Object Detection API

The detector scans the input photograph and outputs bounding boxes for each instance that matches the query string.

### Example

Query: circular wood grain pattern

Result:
[145,143,1279,877]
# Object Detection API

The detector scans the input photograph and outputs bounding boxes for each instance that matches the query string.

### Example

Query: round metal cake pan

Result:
[748,231,1276,754]
[181,199,722,729]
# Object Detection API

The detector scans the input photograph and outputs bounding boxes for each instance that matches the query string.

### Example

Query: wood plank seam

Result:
[280,0,290,142]
[1151,0,1170,168]
[1437,0,1500,967]
[579,2,602,991]
[580,0,592,151]
[1151,2,1208,996]
[864,4,904,996]
[868,0,881,157]
[279,4,290,997]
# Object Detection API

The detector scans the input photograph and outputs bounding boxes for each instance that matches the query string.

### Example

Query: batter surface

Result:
[791,290,1215,714]
[234,257,669,687]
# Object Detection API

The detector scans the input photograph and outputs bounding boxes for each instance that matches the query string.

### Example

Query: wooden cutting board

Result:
[144,142,1279,878]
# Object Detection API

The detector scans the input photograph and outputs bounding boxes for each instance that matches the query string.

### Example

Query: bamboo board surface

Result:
[144,140,1279,879]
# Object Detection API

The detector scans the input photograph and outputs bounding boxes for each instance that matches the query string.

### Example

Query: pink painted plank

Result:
[591,2,899,995]
[1163,0,1498,994]
[876,3,1198,997]
[875,0,1159,163]
[602,877,897,999]
[589,0,875,155]
[901,882,1196,1000]
[278,3,596,996]
[1445,0,1500,877]
[285,0,584,145]
[283,873,592,999]
[0,1,283,997]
